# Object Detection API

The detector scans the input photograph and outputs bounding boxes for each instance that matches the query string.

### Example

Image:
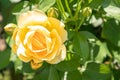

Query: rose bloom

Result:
[12,10,67,69]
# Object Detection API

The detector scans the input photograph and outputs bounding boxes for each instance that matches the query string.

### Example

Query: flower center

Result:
[31,31,46,52]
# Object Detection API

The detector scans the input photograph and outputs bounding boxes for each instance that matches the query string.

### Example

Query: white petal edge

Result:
[17,43,26,56]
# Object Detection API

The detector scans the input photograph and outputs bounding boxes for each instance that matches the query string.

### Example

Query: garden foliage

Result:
[0,0,120,80]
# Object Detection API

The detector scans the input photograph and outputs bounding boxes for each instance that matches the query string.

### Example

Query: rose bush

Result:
[12,10,67,69]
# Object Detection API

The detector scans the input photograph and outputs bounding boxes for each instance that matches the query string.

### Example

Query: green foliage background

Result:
[0,0,120,80]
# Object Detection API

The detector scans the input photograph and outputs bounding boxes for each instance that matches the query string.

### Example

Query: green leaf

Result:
[0,0,11,10]
[55,54,80,72]
[73,32,89,64]
[79,31,110,62]
[89,0,104,9]
[102,0,111,8]
[48,66,60,80]
[34,66,50,80]
[14,57,22,72]
[100,64,111,74]
[22,62,35,73]
[112,0,120,8]
[113,69,120,80]
[102,19,120,47]
[39,0,56,12]
[0,46,11,69]
[80,31,98,40]
[83,62,111,80]
[12,1,30,18]
[79,31,99,58]
[95,41,110,63]
[12,1,24,13]
[67,70,82,80]
[0,0,13,25]
[107,41,120,64]
[30,0,41,4]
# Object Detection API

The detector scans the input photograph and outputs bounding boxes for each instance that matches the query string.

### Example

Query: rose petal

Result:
[30,60,43,70]
[18,10,47,27]
[12,28,18,40]
[12,44,17,53]
[19,54,31,62]
[23,30,35,45]
[47,17,67,42]
[47,45,66,64]
[43,29,62,61]
[17,43,26,56]
[16,27,29,45]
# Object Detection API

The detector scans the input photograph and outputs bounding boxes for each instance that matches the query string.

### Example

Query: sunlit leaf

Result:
[95,41,110,63]
[83,62,111,80]
[104,5,120,21]
[39,0,56,12]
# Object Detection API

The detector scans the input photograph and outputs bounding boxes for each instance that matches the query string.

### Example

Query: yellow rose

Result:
[12,10,67,69]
